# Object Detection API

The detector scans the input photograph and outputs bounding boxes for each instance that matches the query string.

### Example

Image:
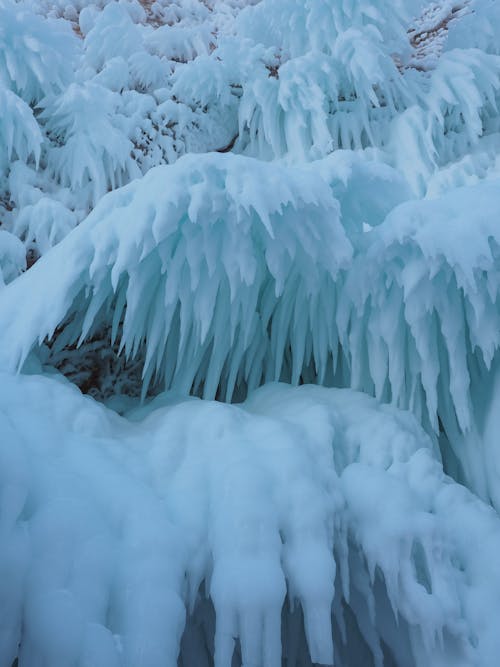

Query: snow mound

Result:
[0,152,352,399]
[2,373,500,667]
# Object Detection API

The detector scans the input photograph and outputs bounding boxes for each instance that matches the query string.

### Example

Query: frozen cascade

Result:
[2,373,500,667]
[1,0,500,665]
[2,155,500,504]
[0,151,352,399]
[338,179,500,505]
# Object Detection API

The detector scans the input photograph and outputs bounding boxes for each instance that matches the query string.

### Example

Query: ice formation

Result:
[0,152,352,400]
[1,0,500,665]
[337,179,500,503]
[3,374,500,667]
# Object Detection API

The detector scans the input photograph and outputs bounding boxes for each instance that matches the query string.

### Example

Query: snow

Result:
[2,372,500,667]
[338,179,500,502]
[0,229,26,285]
[2,0,500,665]
[0,0,78,103]
[0,151,352,399]
[13,198,78,257]
[0,87,42,172]
[40,81,142,209]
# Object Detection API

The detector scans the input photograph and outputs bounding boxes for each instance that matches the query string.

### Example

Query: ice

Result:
[1,374,500,666]
[0,0,78,103]
[0,87,41,173]
[338,179,500,501]
[1,0,500,665]
[0,152,352,399]
[40,82,141,208]
[0,230,26,285]
[83,3,143,71]
[13,198,77,257]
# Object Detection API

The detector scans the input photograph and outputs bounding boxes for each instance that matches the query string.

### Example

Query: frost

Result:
[40,82,140,208]
[146,23,213,62]
[13,198,77,256]
[236,0,410,59]
[0,86,42,174]
[0,0,78,103]
[0,230,26,285]
[445,0,500,55]
[83,3,143,72]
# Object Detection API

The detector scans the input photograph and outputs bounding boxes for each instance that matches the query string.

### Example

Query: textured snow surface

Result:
[2,373,500,667]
